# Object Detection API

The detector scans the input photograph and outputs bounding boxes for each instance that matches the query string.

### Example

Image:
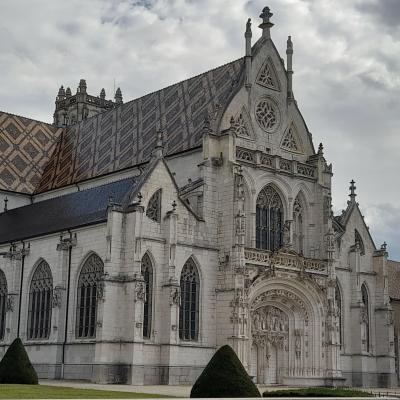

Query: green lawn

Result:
[0,384,175,399]
[263,387,373,397]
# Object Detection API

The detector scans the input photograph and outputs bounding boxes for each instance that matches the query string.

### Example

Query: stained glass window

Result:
[27,260,53,340]
[0,270,7,341]
[76,254,104,338]
[141,254,153,339]
[256,185,283,251]
[179,258,199,341]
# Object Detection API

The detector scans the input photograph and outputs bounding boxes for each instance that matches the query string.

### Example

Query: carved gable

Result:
[231,107,254,139]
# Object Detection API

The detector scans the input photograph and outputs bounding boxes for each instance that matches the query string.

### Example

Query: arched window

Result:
[76,254,104,338]
[0,270,7,341]
[179,258,200,341]
[141,254,153,339]
[146,189,162,222]
[27,260,53,340]
[355,229,365,255]
[293,195,304,255]
[335,282,343,349]
[361,284,370,352]
[256,185,283,251]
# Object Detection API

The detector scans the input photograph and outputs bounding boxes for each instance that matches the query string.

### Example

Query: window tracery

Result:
[355,229,365,255]
[0,270,7,341]
[232,113,250,137]
[255,99,279,132]
[256,59,280,90]
[281,125,301,153]
[27,260,53,340]
[361,284,370,352]
[293,195,304,255]
[146,189,162,223]
[76,253,104,338]
[179,258,200,341]
[256,185,283,251]
[141,254,153,339]
[335,282,343,349]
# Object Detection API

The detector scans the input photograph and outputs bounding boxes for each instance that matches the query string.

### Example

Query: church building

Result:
[0,6,399,388]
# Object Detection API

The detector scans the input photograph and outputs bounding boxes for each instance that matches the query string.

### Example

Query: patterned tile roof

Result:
[0,111,63,194]
[36,58,244,193]
[388,260,400,300]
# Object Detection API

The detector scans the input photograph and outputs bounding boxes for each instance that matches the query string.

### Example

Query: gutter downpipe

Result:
[17,241,26,338]
[61,230,73,380]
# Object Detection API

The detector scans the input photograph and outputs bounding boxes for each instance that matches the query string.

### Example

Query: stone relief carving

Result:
[52,286,64,308]
[170,287,180,306]
[134,281,146,302]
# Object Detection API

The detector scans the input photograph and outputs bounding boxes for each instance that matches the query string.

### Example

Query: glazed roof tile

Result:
[35,58,244,193]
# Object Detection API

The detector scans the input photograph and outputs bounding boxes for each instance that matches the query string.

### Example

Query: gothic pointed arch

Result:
[293,193,305,255]
[335,280,343,349]
[256,185,284,251]
[355,229,365,255]
[0,270,7,341]
[27,260,53,340]
[256,57,281,91]
[361,283,370,352]
[146,189,162,223]
[76,253,104,338]
[280,123,303,153]
[141,252,153,339]
[179,257,200,341]
[231,106,254,139]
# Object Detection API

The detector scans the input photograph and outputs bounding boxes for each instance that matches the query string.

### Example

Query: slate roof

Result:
[0,111,63,194]
[36,58,244,193]
[388,260,400,300]
[0,177,136,245]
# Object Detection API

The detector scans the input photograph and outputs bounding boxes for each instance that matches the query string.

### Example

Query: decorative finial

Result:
[245,18,252,36]
[318,142,324,155]
[259,6,274,38]
[381,242,387,251]
[100,88,106,99]
[349,179,356,201]
[78,79,87,94]
[4,196,8,212]
[154,129,164,158]
[172,200,177,211]
[287,35,293,50]
[202,114,212,136]
[114,87,123,104]
[57,85,66,100]
[65,87,72,97]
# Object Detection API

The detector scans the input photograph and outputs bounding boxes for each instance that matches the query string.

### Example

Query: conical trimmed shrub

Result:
[191,345,260,398]
[0,338,38,384]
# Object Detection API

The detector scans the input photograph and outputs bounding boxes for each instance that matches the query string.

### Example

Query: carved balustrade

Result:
[244,248,327,274]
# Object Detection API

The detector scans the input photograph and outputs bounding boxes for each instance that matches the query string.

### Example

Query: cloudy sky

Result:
[1,0,399,258]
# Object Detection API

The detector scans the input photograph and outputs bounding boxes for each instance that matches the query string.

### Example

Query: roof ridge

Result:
[0,109,55,128]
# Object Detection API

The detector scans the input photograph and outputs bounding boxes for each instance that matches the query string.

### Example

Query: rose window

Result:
[255,99,279,132]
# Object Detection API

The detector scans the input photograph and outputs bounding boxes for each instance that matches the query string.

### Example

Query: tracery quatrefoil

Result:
[255,99,279,132]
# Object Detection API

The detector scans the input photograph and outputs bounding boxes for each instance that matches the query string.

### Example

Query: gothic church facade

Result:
[0,7,399,388]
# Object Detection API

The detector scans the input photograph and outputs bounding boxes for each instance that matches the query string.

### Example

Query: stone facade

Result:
[0,7,398,388]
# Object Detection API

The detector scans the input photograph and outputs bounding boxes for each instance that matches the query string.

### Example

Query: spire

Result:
[100,88,106,100]
[318,142,324,156]
[259,6,274,38]
[286,36,294,100]
[244,18,252,87]
[349,179,357,202]
[78,79,87,94]
[57,85,66,101]
[65,87,71,97]
[114,87,123,104]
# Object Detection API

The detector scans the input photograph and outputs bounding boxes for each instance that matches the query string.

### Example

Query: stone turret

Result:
[53,79,122,127]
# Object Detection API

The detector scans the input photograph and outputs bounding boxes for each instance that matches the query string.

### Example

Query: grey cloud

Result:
[356,0,400,28]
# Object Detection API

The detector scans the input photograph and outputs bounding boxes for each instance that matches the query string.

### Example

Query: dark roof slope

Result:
[36,58,244,193]
[0,177,136,245]
[0,111,63,194]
